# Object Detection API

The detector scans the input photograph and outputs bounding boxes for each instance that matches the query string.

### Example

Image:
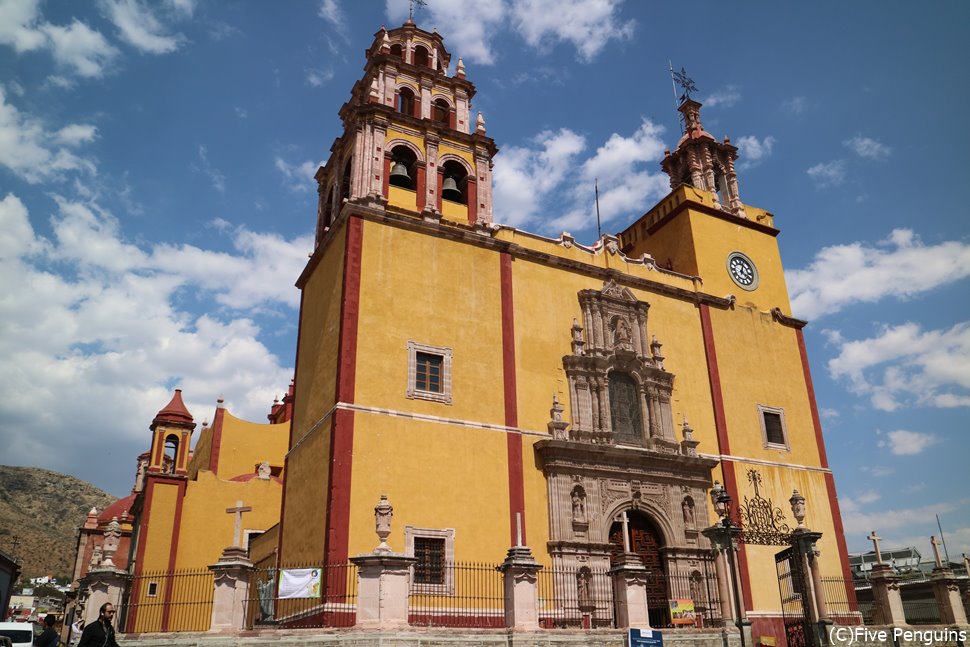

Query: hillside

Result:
[0,465,119,580]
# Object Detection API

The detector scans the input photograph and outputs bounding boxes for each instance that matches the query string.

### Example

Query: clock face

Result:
[726,252,759,290]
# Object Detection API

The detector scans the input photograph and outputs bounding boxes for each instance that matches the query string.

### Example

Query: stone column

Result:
[610,553,650,629]
[351,553,417,629]
[208,546,254,632]
[79,567,129,627]
[498,545,542,630]
[868,564,906,625]
[930,567,968,625]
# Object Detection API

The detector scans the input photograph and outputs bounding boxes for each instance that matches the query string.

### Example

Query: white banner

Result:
[277,568,321,599]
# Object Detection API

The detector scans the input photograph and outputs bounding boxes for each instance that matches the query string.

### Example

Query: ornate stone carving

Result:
[374,494,393,553]
[571,485,588,524]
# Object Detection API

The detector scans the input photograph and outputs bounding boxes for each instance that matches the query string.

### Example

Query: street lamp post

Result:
[704,482,749,647]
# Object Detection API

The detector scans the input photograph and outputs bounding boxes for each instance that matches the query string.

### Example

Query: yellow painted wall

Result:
[212,412,289,481]
[388,185,418,211]
[140,482,179,572]
[292,221,346,445]
[187,424,212,480]
[279,418,331,565]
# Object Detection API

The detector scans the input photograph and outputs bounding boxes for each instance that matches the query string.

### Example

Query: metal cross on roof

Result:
[672,66,698,103]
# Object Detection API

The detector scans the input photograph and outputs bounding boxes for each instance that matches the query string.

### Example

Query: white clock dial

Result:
[726,252,759,291]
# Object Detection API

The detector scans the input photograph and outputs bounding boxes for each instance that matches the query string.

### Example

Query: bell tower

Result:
[661,98,746,218]
[146,388,195,476]
[312,20,498,249]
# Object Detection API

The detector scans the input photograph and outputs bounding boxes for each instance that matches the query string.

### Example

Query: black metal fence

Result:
[407,561,505,627]
[244,562,357,628]
[821,576,855,619]
[664,566,724,628]
[537,565,614,628]
[124,568,214,633]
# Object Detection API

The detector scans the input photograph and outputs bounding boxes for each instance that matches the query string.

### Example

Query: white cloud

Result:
[877,429,939,456]
[827,322,970,411]
[510,0,634,62]
[0,0,47,52]
[840,498,960,536]
[860,465,894,478]
[305,67,334,87]
[385,0,506,66]
[101,0,185,54]
[806,159,847,187]
[0,86,98,183]
[783,96,807,115]
[703,85,741,108]
[0,192,310,493]
[736,135,774,170]
[820,407,839,420]
[844,135,891,160]
[55,124,99,147]
[165,0,195,17]
[787,229,970,319]
[193,145,226,193]
[275,156,323,193]
[319,0,348,38]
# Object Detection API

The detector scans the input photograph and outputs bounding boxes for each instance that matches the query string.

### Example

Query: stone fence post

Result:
[498,545,542,630]
[867,564,906,625]
[79,567,130,627]
[351,553,417,629]
[610,553,650,629]
[208,546,254,632]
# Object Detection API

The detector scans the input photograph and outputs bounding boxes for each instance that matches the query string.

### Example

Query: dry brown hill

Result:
[0,465,118,580]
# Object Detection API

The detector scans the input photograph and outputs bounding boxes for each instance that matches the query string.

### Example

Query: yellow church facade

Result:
[276,20,858,639]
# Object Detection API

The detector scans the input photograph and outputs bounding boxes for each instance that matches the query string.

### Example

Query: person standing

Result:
[76,604,119,647]
[33,614,58,647]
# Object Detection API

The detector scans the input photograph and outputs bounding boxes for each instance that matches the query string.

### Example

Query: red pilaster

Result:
[416,163,426,212]
[435,170,443,212]
[159,478,187,632]
[208,404,226,475]
[467,178,478,226]
[382,156,391,200]
[795,329,829,469]
[500,253,526,545]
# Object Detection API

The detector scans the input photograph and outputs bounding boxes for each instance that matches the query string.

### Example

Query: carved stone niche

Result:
[563,280,677,451]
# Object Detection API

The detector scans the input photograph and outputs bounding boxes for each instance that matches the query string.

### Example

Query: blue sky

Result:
[1,0,968,562]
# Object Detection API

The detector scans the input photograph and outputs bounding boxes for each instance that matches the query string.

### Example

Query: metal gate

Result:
[775,546,812,647]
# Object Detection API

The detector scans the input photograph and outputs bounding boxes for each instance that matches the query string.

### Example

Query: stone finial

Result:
[381,30,391,53]
[476,111,486,134]
[456,56,465,78]
[90,544,103,569]
[789,489,807,529]
[101,517,122,567]
[374,494,393,554]
[257,461,271,480]
[868,531,883,564]
[217,395,225,408]
[548,394,569,440]
[680,416,699,457]
[84,507,98,530]
[650,335,665,370]
[369,77,380,102]
[570,319,585,356]
[550,394,563,422]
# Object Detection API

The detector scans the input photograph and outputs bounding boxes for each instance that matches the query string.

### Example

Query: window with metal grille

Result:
[759,406,789,449]
[414,537,445,585]
[415,352,442,393]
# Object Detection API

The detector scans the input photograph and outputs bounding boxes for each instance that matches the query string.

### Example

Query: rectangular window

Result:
[413,537,445,585]
[758,405,789,450]
[147,581,159,597]
[406,341,453,404]
[415,352,442,393]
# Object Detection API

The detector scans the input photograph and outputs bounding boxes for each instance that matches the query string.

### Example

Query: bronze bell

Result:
[389,161,411,188]
[442,176,462,202]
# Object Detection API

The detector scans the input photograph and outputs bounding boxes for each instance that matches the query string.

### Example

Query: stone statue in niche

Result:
[257,461,271,480]
[577,567,592,605]
[571,485,587,523]
[682,496,695,528]
[613,317,633,349]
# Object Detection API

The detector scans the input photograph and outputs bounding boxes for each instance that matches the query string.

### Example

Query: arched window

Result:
[413,45,430,68]
[389,43,403,60]
[340,157,353,203]
[397,86,415,117]
[432,98,450,126]
[321,186,334,231]
[389,145,417,190]
[440,160,467,205]
[714,165,728,205]
[608,372,642,445]
[163,434,179,474]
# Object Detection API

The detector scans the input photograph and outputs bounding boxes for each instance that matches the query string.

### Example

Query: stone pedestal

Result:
[498,546,542,630]
[79,566,130,627]
[930,567,968,625]
[351,552,417,629]
[609,553,650,629]
[868,564,906,625]
[208,546,254,632]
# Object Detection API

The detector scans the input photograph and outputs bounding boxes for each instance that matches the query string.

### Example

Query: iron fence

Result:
[244,562,357,628]
[821,576,855,619]
[124,568,214,633]
[901,599,942,625]
[537,565,614,628]
[407,561,504,628]
[664,566,724,629]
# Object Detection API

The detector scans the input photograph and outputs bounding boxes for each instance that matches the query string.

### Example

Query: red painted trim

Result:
[720,464,754,612]
[152,433,164,467]
[467,178,478,226]
[500,253,526,545]
[126,479,157,630]
[323,215,363,568]
[448,109,456,130]
[795,329,829,469]
[416,164,426,212]
[698,304,731,454]
[382,157,391,200]
[176,431,188,474]
[159,479,186,632]
[824,472,859,612]
[208,405,226,475]
[435,170,443,212]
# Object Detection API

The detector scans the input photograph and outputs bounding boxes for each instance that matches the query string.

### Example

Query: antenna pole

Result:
[937,514,951,563]
[595,179,602,241]
[669,60,679,109]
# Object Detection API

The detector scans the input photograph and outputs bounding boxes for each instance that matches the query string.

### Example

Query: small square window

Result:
[407,341,453,404]
[147,581,159,597]
[758,405,789,450]
[406,526,455,595]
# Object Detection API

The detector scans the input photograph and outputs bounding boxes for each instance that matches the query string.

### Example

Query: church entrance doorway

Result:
[609,511,670,627]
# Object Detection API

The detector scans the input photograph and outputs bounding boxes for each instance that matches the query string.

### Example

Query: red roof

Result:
[155,389,194,424]
[98,493,136,523]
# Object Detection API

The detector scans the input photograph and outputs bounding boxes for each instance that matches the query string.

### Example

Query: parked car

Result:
[0,622,33,647]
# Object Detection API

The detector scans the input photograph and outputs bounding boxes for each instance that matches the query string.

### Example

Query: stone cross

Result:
[867,531,883,564]
[930,535,943,568]
[619,511,631,553]
[226,500,253,548]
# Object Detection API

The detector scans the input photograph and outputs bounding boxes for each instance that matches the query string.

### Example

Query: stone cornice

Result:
[535,439,719,477]
[771,307,808,329]
[645,196,779,238]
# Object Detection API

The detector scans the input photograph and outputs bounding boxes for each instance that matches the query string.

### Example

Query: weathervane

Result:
[409,0,427,21]
[669,64,698,104]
